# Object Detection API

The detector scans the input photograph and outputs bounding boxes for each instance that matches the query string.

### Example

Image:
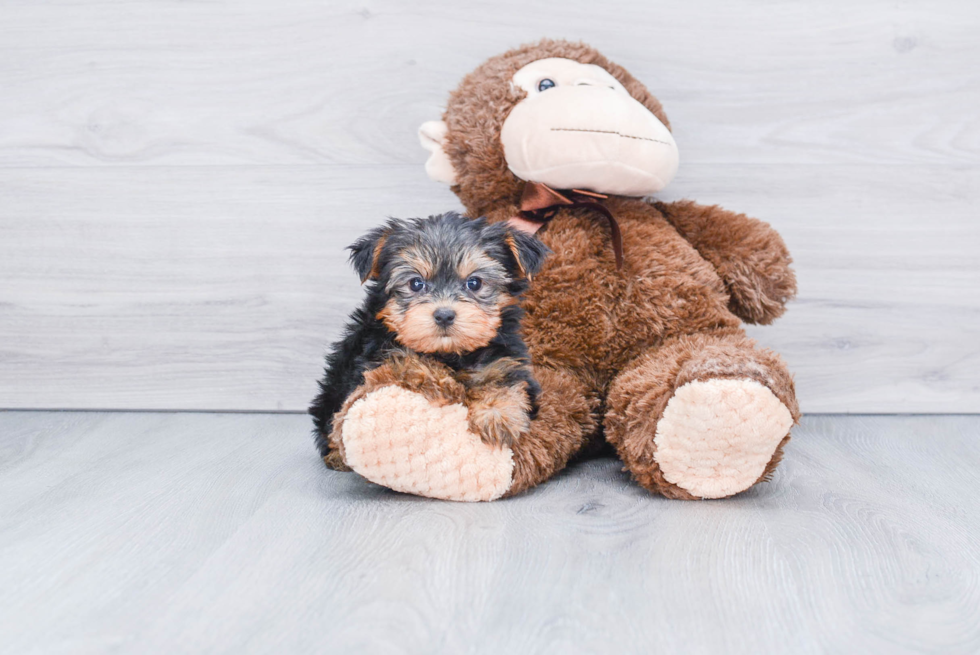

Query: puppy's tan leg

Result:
[459,357,533,448]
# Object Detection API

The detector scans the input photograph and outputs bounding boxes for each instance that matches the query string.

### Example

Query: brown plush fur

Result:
[603,328,800,498]
[504,364,600,497]
[335,39,799,498]
[653,200,796,325]
[443,40,671,219]
[441,39,799,498]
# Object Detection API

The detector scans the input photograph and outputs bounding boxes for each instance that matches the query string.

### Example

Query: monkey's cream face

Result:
[500,58,679,196]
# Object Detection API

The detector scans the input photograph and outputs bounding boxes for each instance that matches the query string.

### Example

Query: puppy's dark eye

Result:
[409,277,425,293]
[537,78,556,92]
[465,276,483,292]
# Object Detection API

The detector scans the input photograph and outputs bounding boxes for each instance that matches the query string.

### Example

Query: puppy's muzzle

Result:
[433,307,456,328]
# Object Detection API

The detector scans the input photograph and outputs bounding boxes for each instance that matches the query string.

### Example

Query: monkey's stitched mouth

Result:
[550,127,671,146]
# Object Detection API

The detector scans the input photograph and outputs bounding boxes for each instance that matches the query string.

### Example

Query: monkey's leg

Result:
[503,364,598,497]
[604,328,800,500]
[328,357,597,501]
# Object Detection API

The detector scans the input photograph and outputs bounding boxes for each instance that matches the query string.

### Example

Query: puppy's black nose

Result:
[433,307,456,328]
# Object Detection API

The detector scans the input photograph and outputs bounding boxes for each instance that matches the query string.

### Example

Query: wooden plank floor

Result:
[1,413,978,654]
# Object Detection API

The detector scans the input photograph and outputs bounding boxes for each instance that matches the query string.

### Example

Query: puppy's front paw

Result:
[364,350,466,406]
[467,384,532,448]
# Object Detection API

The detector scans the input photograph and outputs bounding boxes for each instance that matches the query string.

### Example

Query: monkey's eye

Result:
[465,276,483,292]
[408,277,425,293]
[537,78,556,92]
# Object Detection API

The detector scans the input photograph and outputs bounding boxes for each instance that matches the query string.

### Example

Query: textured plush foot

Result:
[654,379,793,499]
[341,385,514,502]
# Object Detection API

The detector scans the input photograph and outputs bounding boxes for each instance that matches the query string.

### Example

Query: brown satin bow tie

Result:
[519,181,624,269]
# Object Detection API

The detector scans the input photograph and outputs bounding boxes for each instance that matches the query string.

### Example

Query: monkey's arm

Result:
[654,199,797,324]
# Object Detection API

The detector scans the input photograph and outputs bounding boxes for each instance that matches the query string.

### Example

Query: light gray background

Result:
[2,0,978,413]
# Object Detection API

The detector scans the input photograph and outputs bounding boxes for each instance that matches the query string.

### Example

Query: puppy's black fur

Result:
[309,212,549,458]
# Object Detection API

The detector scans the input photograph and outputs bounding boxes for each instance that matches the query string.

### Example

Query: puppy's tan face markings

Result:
[458,248,504,281]
[388,246,433,287]
[389,302,501,354]
[378,242,514,354]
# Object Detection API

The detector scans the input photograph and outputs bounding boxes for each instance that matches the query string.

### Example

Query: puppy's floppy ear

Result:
[347,225,389,283]
[505,228,550,279]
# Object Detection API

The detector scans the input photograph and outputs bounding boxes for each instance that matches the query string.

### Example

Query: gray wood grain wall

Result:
[1,0,978,413]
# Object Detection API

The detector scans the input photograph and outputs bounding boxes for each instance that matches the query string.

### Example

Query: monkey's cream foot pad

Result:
[654,379,794,499]
[341,385,514,502]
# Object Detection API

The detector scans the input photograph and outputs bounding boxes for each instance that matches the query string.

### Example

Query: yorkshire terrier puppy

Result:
[309,212,550,467]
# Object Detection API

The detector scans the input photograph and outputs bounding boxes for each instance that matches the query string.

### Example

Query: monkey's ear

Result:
[505,229,551,280]
[419,120,457,185]
[347,226,389,283]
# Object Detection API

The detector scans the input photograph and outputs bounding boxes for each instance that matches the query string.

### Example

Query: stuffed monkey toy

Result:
[318,39,800,501]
